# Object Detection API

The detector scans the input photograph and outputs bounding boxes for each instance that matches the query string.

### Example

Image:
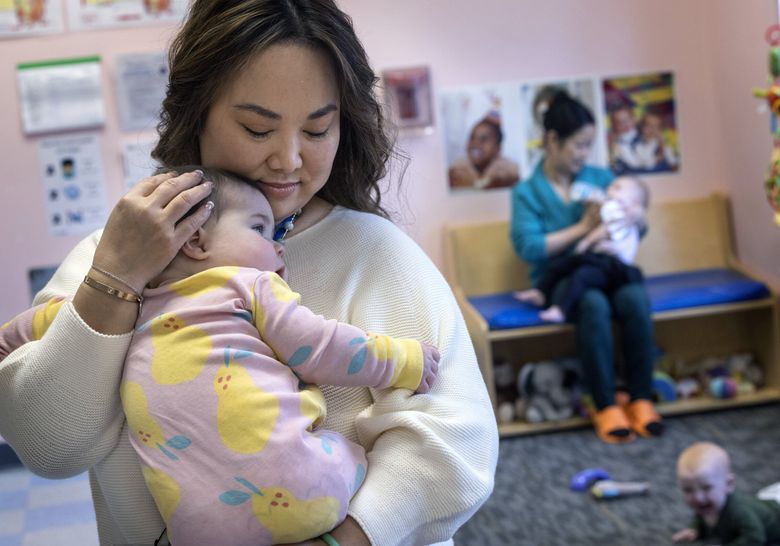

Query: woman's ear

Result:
[544,130,559,150]
[181,227,210,261]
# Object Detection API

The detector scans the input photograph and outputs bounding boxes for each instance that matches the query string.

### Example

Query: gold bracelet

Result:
[90,265,142,295]
[83,275,143,310]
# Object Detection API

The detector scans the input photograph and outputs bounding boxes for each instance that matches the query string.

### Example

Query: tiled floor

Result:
[0,461,98,546]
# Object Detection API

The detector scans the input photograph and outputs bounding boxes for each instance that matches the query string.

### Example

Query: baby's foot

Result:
[539,306,565,323]
[513,288,546,307]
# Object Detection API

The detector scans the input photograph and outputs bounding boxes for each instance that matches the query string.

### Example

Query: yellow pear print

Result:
[142,466,181,524]
[219,478,340,543]
[253,273,300,339]
[121,381,191,460]
[299,384,327,430]
[150,313,212,385]
[168,266,238,298]
[215,347,280,454]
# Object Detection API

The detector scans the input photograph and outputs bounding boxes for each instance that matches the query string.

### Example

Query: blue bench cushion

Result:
[468,268,771,331]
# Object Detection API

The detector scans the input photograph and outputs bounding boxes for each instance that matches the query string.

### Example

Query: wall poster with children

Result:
[602,71,680,176]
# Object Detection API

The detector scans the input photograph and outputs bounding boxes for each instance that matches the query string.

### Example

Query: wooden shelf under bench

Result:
[444,194,780,438]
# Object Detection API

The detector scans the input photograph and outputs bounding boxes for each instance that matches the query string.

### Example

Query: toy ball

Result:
[652,370,677,402]
[710,376,738,399]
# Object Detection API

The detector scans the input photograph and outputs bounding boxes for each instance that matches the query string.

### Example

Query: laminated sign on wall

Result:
[17,56,105,136]
[37,132,108,237]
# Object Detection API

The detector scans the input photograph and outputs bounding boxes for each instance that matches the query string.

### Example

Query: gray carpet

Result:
[455,403,780,546]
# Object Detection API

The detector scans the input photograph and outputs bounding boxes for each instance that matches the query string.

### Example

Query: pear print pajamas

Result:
[0,266,426,546]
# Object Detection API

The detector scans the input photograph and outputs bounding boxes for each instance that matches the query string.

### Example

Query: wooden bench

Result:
[444,194,780,437]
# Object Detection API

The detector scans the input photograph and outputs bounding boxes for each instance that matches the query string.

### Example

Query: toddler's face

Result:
[677,464,733,520]
[206,184,286,278]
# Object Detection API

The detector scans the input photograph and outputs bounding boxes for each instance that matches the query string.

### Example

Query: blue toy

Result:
[570,468,610,492]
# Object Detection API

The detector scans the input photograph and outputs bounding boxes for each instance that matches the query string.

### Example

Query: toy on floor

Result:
[752,24,780,226]
[570,468,650,499]
[590,480,649,500]
[570,468,610,492]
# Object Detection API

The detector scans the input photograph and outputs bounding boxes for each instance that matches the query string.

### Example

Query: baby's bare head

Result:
[677,441,731,479]
[608,175,650,210]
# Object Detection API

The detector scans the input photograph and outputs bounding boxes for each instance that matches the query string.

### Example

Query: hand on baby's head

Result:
[416,343,440,394]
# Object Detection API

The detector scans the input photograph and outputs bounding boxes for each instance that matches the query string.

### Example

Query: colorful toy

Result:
[709,376,738,399]
[570,468,610,492]
[676,377,700,399]
[752,24,780,225]
[652,370,677,402]
[590,480,650,500]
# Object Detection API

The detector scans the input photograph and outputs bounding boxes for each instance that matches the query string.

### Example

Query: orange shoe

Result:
[625,399,663,437]
[592,405,634,444]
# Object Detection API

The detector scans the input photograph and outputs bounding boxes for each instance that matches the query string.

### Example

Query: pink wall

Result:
[0,26,174,319]
[1,0,779,320]
[707,1,780,289]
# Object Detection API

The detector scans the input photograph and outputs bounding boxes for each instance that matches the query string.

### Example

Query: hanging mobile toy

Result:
[752,24,780,226]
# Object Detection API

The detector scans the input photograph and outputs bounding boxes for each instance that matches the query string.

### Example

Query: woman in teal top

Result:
[510,91,661,444]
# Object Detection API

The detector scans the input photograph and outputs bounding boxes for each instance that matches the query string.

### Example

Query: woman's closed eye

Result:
[243,125,271,139]
[304,128,329,139]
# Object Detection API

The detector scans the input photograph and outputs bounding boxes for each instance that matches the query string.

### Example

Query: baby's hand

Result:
[416,343,440,394]
[575,238,591,254]
[671,528,697,543]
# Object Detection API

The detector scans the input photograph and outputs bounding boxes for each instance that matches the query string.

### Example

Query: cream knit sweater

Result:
[0,206,498,545]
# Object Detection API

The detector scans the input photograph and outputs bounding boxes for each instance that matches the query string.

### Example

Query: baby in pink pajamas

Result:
[0,167,438,546]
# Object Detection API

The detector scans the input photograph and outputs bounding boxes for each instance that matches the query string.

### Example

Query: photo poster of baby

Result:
[439,83,524,192]
[439,77,608,192]
[602,71,680,176]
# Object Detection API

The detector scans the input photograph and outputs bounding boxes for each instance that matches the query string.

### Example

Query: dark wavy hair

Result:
[153,0,395,217]
[542,90,595,143]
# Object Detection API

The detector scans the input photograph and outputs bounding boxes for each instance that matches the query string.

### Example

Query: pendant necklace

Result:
[273,209,303,242]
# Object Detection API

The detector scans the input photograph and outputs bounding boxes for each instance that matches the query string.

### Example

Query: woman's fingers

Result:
[146,170,208,208]
[91,170,214,291]
[131,170,179,198]
[173,199,214,246]
[163,177,215,221]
